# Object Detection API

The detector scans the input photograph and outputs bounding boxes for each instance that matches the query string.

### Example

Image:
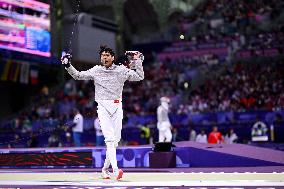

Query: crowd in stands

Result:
[179,0,284,36]
[177,61,284,114]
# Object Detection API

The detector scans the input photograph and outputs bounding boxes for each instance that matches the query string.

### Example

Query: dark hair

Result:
[99,45,115,57]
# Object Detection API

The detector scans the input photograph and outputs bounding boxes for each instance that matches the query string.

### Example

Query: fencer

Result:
[157,97,172,142]
[61,46,144,180]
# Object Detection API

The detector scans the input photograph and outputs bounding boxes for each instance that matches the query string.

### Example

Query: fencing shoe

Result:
[101,168,111,179]
[114,169,123,180]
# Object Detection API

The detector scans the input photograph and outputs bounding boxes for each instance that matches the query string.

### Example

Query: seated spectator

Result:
[27,133,39,148]
[196,129,207,143]
[48,129,61,147]
[224,128,238,144]
[188,126,197,141]
[172,127,178,142]
[208,126,224,144]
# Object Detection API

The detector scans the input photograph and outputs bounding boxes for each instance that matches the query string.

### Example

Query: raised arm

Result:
[66,65,95,80]
[61,53,95,80]
[123,51,144,81]
[124,59,144,81]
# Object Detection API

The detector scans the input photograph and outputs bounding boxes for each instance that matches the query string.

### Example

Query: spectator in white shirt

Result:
[189,126,197,141]
[225,128,238,144]
[72,108,84,147]
[196,129,207,143]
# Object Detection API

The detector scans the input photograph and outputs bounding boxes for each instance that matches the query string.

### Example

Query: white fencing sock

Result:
[106,141,118,172]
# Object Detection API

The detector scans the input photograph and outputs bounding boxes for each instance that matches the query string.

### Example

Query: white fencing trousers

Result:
[97,99,123,171]
[158,121,172,142]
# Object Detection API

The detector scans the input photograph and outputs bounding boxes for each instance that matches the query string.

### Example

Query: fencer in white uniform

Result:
[61,46,144,180]
[157,97,172,142]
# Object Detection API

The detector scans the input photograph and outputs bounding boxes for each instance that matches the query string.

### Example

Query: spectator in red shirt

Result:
[240,95,256,109]
[208,126,224,144]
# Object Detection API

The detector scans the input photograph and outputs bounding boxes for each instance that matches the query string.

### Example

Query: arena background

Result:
[0,0,284,188]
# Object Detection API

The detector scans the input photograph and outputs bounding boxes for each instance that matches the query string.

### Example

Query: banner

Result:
[20,63,30,84]
[8,61,19,81]
[12,63,21,82]
[1,59,12,81]
[30,68,39,85]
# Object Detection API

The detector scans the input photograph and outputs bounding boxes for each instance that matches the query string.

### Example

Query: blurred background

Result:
[0,0,283,149]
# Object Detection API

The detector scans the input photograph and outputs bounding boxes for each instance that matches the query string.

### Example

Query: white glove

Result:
[125,51,144,69]
[62,57,69,64]
[125,51,144,61]
[61,53,72,67]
